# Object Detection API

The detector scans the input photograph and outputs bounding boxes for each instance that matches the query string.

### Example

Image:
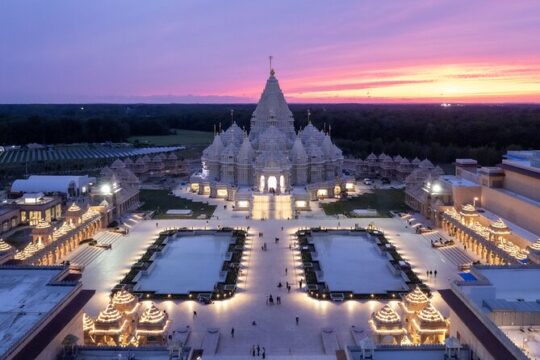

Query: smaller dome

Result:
[220,143,238,162]
[400,158,410,165]
[489,218,511,235]
[221,122,244,146]
[110,159,126,169]
[371,304,402,330]
[419,159,434,169]
[308,143,324,160]
[96,302,123,324]
[417,303,446,329]
[290,136,308,164]
[112,289,137,306]
[258,125,287,152]
[83,313,94,331]
[67,203,81,213]
[0,239,13,253]
[139,303,167,325]
[36,221,51,229]
[412,157,421,165]
[404,286,429,306]
[460,204,478,217]
[366,153,377,161]
[123,157,134,166]
[237,134,255,164]
[529,239,540,252]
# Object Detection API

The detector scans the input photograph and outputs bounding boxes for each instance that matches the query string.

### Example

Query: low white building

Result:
[441,265,540,360]
[11,175,90,198]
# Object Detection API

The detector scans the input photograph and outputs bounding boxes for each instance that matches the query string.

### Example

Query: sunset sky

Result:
[1,0,539,103]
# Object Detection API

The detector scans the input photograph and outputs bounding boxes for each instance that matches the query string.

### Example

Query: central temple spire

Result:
[269,55,274,76]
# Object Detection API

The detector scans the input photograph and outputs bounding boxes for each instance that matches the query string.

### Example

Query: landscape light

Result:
[100,184,112,195]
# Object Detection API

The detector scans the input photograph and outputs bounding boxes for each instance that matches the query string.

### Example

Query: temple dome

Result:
[308,144,325,162]
[220,143,238,163]
[110,159,126,169]
[0,239,13,253]
[371,304,402,330]
[290,136,308,164]
[258,125,287,152]
[300,122,324,146]
[222,121,244,147]
[237,134,255,164]
[321,134,335,158]
[251,72,294,134]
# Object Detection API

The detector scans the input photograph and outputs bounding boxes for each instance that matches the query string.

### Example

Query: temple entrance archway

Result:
[268,176,277,193]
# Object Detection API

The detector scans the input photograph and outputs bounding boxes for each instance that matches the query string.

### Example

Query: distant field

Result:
[128,129,213,146]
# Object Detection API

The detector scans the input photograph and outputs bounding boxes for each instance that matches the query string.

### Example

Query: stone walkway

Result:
[78,210,460,356]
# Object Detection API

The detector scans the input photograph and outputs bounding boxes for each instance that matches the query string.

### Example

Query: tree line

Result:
[1,104,539,165]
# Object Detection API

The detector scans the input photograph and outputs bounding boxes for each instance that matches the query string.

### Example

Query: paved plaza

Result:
[75,191,477,357]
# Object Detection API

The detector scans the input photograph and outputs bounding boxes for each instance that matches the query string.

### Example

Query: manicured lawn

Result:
[139,189,216,219]
[128,129,213,146]
[322,189,409,217]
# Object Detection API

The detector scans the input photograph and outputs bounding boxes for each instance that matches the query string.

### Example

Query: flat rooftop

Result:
[476,267,540,301]
[0,267,77,357]
[439,175,479,187]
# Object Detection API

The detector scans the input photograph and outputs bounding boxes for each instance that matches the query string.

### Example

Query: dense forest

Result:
[1,104,539,165]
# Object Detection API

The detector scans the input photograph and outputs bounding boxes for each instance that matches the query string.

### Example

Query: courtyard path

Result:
[76,200,463,356]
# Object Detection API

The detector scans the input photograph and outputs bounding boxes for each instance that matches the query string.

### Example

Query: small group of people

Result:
[251,344,266,358]
[266,294,282,305]
[277,281,291,293]
[261,243,268,251]
[426,269,438,278]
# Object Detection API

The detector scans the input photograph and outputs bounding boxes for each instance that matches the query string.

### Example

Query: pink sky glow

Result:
[1,0,539,103]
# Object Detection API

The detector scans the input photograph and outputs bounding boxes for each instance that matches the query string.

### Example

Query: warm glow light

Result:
[100,184,112,195]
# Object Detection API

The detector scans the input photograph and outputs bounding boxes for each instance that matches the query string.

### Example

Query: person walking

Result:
[285,267,288,275]
[295,316,299,325]
[252,346,256,357]
[257,345,260,356]
[262,348,266,359]
[231,327,235,338]
[299,279,303,288]
[434,270,438,277]
[193,311,197,318]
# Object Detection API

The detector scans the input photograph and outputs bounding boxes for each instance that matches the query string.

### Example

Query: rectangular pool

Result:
[136,234,230,294]
[459,272,477,282]
[312,234,406,293]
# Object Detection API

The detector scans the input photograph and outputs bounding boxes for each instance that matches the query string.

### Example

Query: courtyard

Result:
[77,207,464,356]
